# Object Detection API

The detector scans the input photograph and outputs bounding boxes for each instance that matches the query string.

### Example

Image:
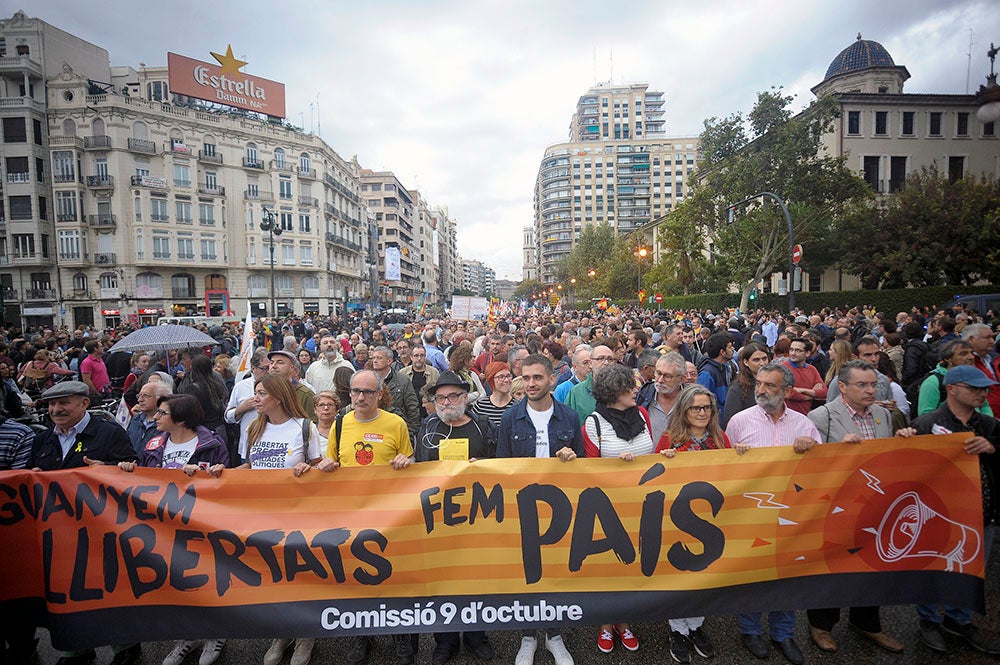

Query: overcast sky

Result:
[22,0,1000,281]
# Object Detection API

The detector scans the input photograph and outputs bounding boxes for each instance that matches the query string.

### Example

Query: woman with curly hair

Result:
[448,340,485,403]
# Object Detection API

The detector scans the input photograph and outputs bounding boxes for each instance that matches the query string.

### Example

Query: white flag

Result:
[235,302,255,380]
[115,397,131,430]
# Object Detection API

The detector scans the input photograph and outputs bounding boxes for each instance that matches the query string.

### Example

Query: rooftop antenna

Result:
[966,29,975,94]
[609,49,614,84]
[316,93,321,136]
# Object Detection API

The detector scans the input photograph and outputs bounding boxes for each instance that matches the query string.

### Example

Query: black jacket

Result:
[913,404,1000,524]
[415,411,497,462]
[31,415,137,470]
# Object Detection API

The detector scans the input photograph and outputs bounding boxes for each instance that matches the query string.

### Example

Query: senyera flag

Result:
[234,302,254,379]
[0,434,984,649]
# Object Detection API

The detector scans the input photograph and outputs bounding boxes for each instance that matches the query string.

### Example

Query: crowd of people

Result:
[2,299,1000,665]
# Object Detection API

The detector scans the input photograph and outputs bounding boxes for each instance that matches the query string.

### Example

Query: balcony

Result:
[248,286,268,297]
[58,253,89,264]
[272,162,295,174]
[242,158,265,170]
[326,232,361,252]
[244,191,275,203]
[6,172,30,184]
[0,55,44,78]
[69,289,94,299]
[325,202,337,216]
[84,135,112,149]
[95,252,117,265]
[54,173,79,184]
[88,214,117,228]
[49,135,84,150]
[298,195,318,207]
[298,167,317,179]
[2,288,15,300]
[198,151,223,164]
[127,138,157,154]
[55,211,78,222]
[86,175,114,189]
[99,287,120,300]
[198,185,226,196]
[24,288,56,300]
[130,174,168,190]
[168,142,193,155]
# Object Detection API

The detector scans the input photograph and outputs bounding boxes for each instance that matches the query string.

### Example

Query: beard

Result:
[655,382,680,396]
[755,391,785,414]
[438,402,467,423]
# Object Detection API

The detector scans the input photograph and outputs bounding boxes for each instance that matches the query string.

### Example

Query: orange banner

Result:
[0,434,984,649]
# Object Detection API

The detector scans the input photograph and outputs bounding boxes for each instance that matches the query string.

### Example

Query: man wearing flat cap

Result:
[268,349,316,423]
[912,365,1000,655]
[28,380,139,665]
[413,370,496,664]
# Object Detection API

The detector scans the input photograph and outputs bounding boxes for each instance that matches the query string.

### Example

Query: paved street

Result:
[31,536,1000,665]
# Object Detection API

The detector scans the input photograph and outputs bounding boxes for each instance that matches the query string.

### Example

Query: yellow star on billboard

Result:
[210,44,248,77]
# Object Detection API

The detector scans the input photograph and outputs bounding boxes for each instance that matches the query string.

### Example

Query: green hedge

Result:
[652,285,998,314]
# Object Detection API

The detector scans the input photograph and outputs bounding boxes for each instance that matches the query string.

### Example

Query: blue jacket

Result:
[496,397,584,459]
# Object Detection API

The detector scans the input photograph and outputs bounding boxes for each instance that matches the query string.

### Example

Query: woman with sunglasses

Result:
[658,384,730,662]
[116,394,230,665]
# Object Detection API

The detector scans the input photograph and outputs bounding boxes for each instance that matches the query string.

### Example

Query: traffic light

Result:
[749,287,757,302]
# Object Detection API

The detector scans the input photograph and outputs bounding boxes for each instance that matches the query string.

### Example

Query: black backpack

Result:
[905,370,945,419]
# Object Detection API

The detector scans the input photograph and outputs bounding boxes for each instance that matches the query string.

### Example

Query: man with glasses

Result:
[781,337,828,415]
[804,360,912,654]
[371,346,420,441]
[413,371,495,664]
[911,365,1000,655]
[127,380,172,454]
[827,337,895,410]
[224,348,270,463]
[314,369,415,665]
[553,345,592,403]
[566,345,615,424]
[639,352,686,443]
[961,323,1000,415]
[726,362,820,665]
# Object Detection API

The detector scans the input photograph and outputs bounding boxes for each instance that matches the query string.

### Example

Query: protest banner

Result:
[0,434,983,649]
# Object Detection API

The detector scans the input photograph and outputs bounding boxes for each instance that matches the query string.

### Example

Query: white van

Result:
[157,315,241,328]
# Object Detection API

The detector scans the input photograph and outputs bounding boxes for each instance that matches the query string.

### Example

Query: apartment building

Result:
[530,81,700,285]
[460,258,495,297]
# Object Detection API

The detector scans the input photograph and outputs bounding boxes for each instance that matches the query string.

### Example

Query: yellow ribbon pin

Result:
[74,441,83,453]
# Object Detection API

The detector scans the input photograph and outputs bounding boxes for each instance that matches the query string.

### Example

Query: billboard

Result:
[167,47,286,118]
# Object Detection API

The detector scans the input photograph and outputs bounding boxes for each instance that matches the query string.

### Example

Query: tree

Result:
[833,166,1000,288]
[687,89,870,309]
[513,279,542,299]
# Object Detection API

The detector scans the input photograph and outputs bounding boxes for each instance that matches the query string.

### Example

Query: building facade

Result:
[460,258,495,297]
[530,81,700,285]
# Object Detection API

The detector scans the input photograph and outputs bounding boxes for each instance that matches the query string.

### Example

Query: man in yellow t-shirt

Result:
[322,369,413,468]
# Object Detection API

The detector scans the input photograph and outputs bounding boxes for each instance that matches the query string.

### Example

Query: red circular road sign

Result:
[792,244,803,265]
[655,293,663,303]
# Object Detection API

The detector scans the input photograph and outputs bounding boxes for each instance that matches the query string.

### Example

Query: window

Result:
[100,273,118,290]
[173,164,190,187]
[53,151,75,182]
[300,244,313,265]
[95,158,108,178]
[199,203,215,226]
[299,214,311,232]
[153,235,171,258]
[874,111,887,135]
[9,196,31,220]
[902,111,915,135]
[177,237,194,260]
[279,178,292,199]
[847,111,860,135]
[2,117,26,142]
[889,156,907,193]
[957,112,969,136]
[205,171,218,190]
[13,234,35,258]
[249,275,266,292]
[58,230,83,259]
[275,275,294,293]
[73,273,88,291]
[151,198,168,222]
[200,238,217,260]
[33,119,43,145]
[282,244,295,265]
[136,232,143,259]
[147,81,168,102]
[202,142,216,156]
[136,272,163,295]
[300,153,311,172]
[172,274,195,298]
[863,156,881,192]
[246,144,258,163]
[274,148,285,168]
[280,212,293,231]
[57,191,77,221]
[176,201,192,224]
[929,112,942,136]
[949,156,965,182]
[985,121,996,137]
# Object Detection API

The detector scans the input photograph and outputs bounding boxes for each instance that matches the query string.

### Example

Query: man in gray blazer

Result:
[805,359,916,654]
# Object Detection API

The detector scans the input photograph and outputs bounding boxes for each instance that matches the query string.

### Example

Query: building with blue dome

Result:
[813,34,910,97]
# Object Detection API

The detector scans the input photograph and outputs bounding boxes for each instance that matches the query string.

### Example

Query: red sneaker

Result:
[617,626,639,652]
[597,629,615,653]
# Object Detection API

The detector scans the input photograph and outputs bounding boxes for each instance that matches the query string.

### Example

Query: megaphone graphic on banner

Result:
[875,491,980,572]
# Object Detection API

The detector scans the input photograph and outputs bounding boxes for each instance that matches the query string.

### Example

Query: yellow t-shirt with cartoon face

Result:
[328,409,413,467]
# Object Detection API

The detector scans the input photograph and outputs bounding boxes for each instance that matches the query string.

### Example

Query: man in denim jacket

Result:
[497,353,583,665]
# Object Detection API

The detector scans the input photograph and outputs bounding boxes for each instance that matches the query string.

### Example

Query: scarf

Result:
[595,403,646,441]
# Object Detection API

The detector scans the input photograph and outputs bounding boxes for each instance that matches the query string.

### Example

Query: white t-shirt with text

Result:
[248,418,321,470]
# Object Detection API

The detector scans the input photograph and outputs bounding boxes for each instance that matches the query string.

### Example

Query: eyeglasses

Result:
[654,371,682,380]
[591,355,615,363]
[844,381,879,390]
[955,383,991,393]
[137,393,156,399]
[687,405,713,414]
[493,373,513,381]
[155,409,170,417]
[434,392,465,405]
[315,402,337,409]
[349,388,379,397]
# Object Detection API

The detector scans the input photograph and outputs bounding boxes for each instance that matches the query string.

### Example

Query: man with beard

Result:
[413,371,496,664]
[401,345,440,419]
[497,354,582,665]
[725,362,820,665]
[305,333,355,393]
[638,352,686,443]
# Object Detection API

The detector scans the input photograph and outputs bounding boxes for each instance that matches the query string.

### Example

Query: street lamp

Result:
[260,207,283,318]
[976,43,1000,124]
[634,246,648,294]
